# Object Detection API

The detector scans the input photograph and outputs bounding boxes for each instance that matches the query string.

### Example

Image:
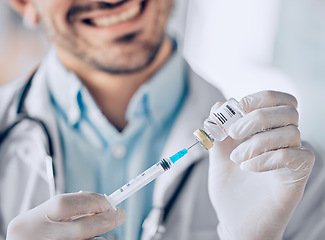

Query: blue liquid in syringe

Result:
[106,147,191,208]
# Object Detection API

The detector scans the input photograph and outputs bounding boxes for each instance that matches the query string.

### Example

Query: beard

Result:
[78,32,165,75]
[42,19,165,75]
[38,0,173,75]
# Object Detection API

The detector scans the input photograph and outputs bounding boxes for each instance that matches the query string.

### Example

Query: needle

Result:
[187,141,199,150]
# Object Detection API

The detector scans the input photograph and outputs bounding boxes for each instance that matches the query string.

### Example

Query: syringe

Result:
[105,98,246,208]
[105,144,198,208]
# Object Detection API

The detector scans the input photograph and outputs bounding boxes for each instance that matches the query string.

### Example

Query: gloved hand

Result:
[6,191,126,240]
[208,91,315,240]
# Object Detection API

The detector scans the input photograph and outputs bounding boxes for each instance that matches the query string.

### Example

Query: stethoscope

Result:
[0,71,56,212]
[0,71,197,239]
[0,71,54,158]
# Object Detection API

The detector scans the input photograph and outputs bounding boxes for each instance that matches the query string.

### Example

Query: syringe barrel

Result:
[107,158,172,208]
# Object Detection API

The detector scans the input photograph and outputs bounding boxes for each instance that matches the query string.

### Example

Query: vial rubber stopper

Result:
[193,129,213,150]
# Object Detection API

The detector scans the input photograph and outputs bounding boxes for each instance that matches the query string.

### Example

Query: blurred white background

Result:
[183,0,325,149]
[0,0,47,86]
[0,0,324,149]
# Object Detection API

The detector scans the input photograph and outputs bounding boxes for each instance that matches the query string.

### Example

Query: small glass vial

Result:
[193,98,246,150]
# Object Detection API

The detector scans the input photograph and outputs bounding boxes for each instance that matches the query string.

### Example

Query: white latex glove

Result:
[6,192,126,240]
[208,91,315,240]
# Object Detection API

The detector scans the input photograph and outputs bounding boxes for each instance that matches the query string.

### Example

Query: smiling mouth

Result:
[82,1,147,28]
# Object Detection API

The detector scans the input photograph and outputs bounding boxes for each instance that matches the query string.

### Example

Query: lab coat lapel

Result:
[22,57,65,194]
[153,66,226,208]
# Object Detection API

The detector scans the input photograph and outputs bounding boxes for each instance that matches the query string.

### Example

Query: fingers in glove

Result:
[47,192,110,222]
[230,126,301,164]
[229,105,299,139]
[65,208,126,240]
[240,90,297,113]
[239,147,314,173]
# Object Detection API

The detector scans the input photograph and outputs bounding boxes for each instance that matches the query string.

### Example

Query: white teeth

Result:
[91,4,141,27]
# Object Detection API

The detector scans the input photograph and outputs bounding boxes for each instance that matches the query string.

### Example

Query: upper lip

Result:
[68,0,145,23]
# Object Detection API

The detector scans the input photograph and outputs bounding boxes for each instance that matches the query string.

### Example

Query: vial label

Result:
[209,102,242,135]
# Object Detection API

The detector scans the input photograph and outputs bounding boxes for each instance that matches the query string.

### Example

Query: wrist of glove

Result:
[6,192,126,240]
[217,224,283,240]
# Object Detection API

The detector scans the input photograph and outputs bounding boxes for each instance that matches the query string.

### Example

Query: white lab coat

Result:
[1,57,325,240]
[0,59,222,240]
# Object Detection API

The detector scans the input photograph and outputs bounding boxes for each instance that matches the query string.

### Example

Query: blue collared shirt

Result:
[46,46,187,240]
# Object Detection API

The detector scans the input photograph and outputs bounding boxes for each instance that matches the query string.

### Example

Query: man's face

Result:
[31,0,174,74]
